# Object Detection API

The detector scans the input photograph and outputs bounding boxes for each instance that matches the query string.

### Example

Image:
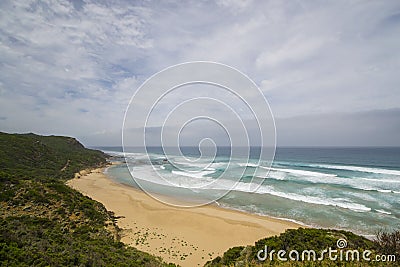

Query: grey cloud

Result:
[276,109,400,147]
[81,108,400,147]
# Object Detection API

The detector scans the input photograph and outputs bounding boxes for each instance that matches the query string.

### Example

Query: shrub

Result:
[375,229,400,258]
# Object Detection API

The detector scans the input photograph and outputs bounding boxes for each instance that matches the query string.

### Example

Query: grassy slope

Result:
[0,132,175,266]
[205,227,399,266]
[0,132,107,180]
[205,228,380,266]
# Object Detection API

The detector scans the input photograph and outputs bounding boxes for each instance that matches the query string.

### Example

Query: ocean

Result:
[97,146,400,237]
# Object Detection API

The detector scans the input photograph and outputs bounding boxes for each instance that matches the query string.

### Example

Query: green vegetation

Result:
[0,132,175,266]
[375,230,400,260]
[205,228,398,266]
[0,132,107,180]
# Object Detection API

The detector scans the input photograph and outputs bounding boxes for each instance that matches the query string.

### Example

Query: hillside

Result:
[206,228,398,266]
[0,132,107,180]
[0,132,175,266]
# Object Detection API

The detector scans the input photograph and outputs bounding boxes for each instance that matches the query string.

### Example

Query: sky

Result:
[0,0,399,146]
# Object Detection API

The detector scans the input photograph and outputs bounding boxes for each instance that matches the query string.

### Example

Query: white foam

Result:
[268,167,337,177]
[172,170,215,179]
[377,189,392,193]
[260,172,285,180]
[252,186,371,212]
[376,209,391,215]
[239,164,337,178]
[132,166,215,188]
[313,164,400,176]
[129,165,372,213]
[172,160,214,170]
[267,170,374,190]
[362,178,400,184]
[133,159,399,194]
[210,162,228,168]
[203,178,372,213]
[238,162,259,168]
[265,169,399,193]
[160,165,165,170]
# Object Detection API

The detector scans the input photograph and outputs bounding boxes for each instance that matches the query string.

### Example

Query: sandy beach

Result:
[67,167,300,267]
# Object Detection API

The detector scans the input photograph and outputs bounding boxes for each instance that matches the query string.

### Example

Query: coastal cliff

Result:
[0,132,175,266]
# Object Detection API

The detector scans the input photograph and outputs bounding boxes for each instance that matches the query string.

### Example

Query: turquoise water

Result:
[101,147,400,236]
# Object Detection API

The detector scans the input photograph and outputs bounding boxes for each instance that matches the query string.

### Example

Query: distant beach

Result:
[67,167,299,267]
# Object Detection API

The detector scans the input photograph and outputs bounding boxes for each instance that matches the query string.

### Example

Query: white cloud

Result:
[256,36,333,68]
[0,0,399,146]
[216,0,253,13]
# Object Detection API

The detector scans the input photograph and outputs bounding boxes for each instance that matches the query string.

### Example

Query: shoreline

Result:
[105,164,311,229]
[67,167,301,267]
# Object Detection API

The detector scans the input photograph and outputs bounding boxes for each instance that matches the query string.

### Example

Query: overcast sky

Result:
[0,0,399,146]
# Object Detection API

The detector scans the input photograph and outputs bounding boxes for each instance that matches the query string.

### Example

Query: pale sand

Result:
[67,168,301,267]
